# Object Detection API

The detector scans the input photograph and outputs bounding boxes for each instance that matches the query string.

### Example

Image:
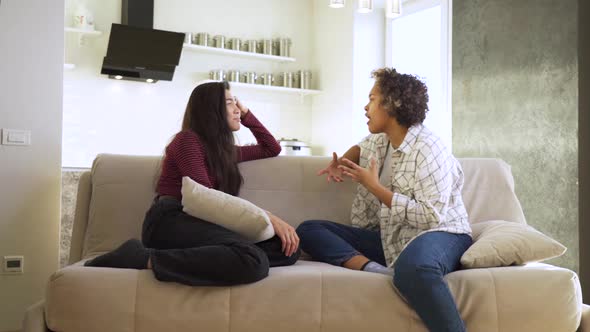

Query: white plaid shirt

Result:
[350,124,471,267]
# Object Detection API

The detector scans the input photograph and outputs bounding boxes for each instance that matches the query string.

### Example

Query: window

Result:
[386,0,452,148]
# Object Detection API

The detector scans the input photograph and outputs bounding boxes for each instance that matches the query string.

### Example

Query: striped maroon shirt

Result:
[156,111,281,199]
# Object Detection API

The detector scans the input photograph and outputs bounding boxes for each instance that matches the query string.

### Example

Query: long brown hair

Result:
[181,81,243,195]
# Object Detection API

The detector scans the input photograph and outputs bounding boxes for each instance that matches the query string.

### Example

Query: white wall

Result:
[63,0,315,168]
[310,1,386,156]
[0,0,64,330]
[310,1,356,156]
[352,8,386,142]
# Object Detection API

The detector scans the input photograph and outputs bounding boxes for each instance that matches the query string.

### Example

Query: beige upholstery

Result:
[22,300,49,332]
[580,304,590,332]
[26,154,587,332]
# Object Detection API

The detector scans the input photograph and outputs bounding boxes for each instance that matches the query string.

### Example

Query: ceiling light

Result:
[329,0,345,8]
[357,0,373,13]
[386,0,402,18]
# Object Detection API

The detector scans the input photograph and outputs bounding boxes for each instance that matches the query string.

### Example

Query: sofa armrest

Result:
[578,304,590,332]
[23,300,49,332]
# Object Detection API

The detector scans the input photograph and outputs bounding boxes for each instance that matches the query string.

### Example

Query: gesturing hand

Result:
[267,212,300,257]
[317,152,344,182]
[338,157,379,188]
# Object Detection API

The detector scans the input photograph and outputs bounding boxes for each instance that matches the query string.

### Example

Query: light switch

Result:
[2,256,24,274]
[1,129,31,146]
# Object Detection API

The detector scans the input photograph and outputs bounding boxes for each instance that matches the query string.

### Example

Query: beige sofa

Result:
[24,154,589,332]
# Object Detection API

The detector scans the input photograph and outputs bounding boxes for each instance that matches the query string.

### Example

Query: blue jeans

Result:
[296,220,472,332]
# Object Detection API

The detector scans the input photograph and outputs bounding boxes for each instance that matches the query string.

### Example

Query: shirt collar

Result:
[394,124,423,154]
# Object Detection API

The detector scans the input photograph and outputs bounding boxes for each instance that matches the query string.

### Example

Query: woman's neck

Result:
[385,122,409,149]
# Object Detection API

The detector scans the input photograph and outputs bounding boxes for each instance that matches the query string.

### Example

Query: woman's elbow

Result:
[270,143,282,157]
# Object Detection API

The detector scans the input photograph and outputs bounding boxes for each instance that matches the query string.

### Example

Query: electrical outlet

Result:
[3,256,24,274]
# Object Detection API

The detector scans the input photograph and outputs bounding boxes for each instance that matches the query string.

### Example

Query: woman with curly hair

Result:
[296,68,472,332]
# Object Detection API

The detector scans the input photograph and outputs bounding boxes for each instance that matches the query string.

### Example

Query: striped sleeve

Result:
[237,111,282,162]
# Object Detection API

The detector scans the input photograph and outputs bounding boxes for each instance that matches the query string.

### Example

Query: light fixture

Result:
[386,0,402,18]
[114,75,123,80]
[329,0,345,8]
[146,78,154,83]
[357,0,373,13]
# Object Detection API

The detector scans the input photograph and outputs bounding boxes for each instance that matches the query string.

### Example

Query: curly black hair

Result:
[371,68,429,128]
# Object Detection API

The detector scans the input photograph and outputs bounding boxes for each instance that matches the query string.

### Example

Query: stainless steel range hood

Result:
[100,0,184,83]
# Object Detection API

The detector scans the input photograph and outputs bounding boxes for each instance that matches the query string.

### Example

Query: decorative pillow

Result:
[181,176,275,243]
[460,220,567,268]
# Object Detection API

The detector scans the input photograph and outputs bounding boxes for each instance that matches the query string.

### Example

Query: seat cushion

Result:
[46,261,582,332]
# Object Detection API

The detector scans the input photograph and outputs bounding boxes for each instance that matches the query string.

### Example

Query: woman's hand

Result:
[267,212,299,257]
[235,97,249,119]
[338,157,379,188]
[317,152,344,182]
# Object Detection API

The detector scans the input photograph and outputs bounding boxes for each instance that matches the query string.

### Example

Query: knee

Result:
[296,220,315,234]
[296,220,326,238]
[393,259,442,293]
[284,247,302,266]
[234,243,270,283]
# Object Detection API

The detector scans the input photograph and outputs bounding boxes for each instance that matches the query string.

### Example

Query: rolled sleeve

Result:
[388,149,452,230]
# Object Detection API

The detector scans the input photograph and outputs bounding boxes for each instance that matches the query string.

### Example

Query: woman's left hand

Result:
[338,157,379,188]
[235,97,249,118]
[267,212,300,257]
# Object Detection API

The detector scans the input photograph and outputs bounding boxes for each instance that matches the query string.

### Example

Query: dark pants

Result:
[141,197,300,286]
[297,220,472,332]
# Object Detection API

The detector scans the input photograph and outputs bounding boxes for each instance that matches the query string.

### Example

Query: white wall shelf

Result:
[64,27,103,67]
[201,80,321,97]
[183,44,296,63]
[64,27,102,36]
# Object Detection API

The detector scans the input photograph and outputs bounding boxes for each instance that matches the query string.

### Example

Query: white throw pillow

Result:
[460,220,567,268]
[181,176,275,243]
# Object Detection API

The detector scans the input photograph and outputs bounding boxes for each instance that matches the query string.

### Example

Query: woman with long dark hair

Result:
[85,81,300,286]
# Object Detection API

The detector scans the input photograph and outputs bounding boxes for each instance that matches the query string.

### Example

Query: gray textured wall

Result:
[453,0,578,271]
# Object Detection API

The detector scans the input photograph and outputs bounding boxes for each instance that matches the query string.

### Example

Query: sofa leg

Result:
[22,300,50,332]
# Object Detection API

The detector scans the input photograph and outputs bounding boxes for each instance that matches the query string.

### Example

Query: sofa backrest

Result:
[69,154,526,264]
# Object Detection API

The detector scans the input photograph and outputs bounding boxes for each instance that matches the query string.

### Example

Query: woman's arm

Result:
[340,150,453,230]
[236,110,282,162]
[318,145,360,182]
[266,210,299,257]
[340,145,361,165]
[387,152,454,230]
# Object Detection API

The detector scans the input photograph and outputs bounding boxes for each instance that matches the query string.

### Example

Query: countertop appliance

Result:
[278,138,311,156]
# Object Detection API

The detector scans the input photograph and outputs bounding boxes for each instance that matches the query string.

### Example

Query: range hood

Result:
[100,0,185,83]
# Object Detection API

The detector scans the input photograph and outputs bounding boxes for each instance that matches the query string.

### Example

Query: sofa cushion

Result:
[461,220,567,268]
[181,176,275,242]
[46,261,582,332]
[458,158,527,224]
